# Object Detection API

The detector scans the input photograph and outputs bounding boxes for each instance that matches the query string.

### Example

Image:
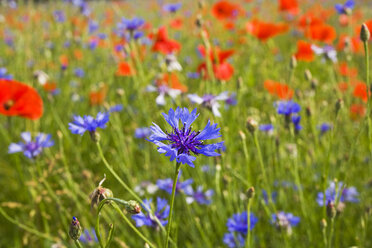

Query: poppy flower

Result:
[43,82,59,94]
[0,79,43,120]
[156,73,187,93]
[337,34,362,53]
[338,82,349,92]
[350,104,365,120]
[294,40,314,62]
[211,0,241,20]
[279,0,299,15]
[264,80,293,99]
[152,26,181,54]
[339,62,358,77]
[306,24,336,44]
[353,82,369,102]
[116,61,135,76]
[59,54,69,70]
[246,19,289,41]
[89,84,108,106]
[170,18,183,29]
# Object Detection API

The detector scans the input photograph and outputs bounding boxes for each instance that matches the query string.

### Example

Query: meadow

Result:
[0,0,372,247]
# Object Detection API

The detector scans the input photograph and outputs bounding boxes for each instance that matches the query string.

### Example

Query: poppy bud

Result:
[326,201,336,219]
[246,118,258,134]
[246,187,255,199]
[360,24,370,43]
[125,200,141,214]
[304,69,312,82]
[69,216,82,241]
[90,175,114,209]
[290,56,297,69]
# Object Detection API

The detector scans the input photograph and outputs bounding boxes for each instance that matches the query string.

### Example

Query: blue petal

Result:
[334,4,344,14]
[179,108,199,130]
[69,123,87,135]
[149,123,168,141]
[8,143,23,154]
[196,120,221,141]
[21,132,32,143]
[176,153,196,167]
[155,142,178,161]
[198,142,224,156]
[344,0,355,9]
[162,107,179,129]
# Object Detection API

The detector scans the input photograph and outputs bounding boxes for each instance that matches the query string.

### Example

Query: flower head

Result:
[185,185,214,205]
[68,112,110,137]
[148,107,224,167]
[188,92,231,117]
[227,212,258,234]
[318,123,332,135]
[119,17,145,32]
[163,3,182,13]
[157,173,193,195]
[223,232,245,248]
[9,132,54,159]
[131,197,169,228]
[335,0,355,15]
[271,211,300,235]
[316,181,359,206]
[135,127,152,139]
[311,45,337,63]
[259,124,274,134]
[275,100,301,116]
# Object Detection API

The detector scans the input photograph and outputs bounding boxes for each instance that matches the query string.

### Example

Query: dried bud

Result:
[125,200,141,214]
[360,24,370,43]
[246,118,258,134]
[195,15,203,28]
[246,187,255,199]
[310,78,318,90]
[335,99,343,115]
[69,216,82,241]
[290,56,297,69]
[326,201,336,219]
[90,175,113,208]
[304,69,312,82]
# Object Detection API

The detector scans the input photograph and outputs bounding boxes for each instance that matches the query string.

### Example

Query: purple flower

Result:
[259,124,274,133]
[223,232,245,248]
[53,10,66,22]
[188,92,231,117]
[157,175,193,195]
[68,112,110,136]
[109,104,124,113]
[119,17,145,32]
[135,127,152,139]
[335,0,355,15]
[79,228,98,244]
[88,19,99,34]
[311,45,337,63]
[316,182,359,206]
[225,93,237,106]
[291,115,302,131]
[148,107,224,167]
[318,123,332,135]
[187,72,200,79]
[0,68,13,80]
[132,197,169,228]
[271,212,300,234]
[275,100,301,116]
[262,190,277,205]
[227,212,258,234]
[163,3,182,13]
[185,185,213,205]
[8,132,54,159]
[74,68,85,78]
[146,84,181,106]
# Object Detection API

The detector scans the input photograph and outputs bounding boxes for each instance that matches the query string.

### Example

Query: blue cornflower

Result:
[271,212,300,234]
[88,19,99,34]
[135,127,152,139]
[316,182,359,206]
[53,10,66,22]
[79,228,98,244]
[318,123,332,135]
[259,124,274,133]
[74,68,85,78]
[109,104,124,113]
[185,185,213,205]
[275,100,301,116]
[157,175,193,195]
[187,72,200,79]
[0,67,13,80]
[8,132,54,159]
[262,189,277,205]
[223,232,245,248]
[291,115,302,131]
[163,3,182,13]
[132,197,169,228]
[227,212,258,234]
[68,112,110,136]
[119,17,145,32]
[148,107,224,167]
[335,0,355,15]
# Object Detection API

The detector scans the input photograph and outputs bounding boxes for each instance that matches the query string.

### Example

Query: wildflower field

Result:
[1,0,372,247]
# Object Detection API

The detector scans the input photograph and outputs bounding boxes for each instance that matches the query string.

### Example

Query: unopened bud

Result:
[326,201,336,219]
[335,99,343,115]
[246,187,255,199]
[69,216,82,241]
[306,106,311,117]
[310,78,318,90]
[195,15,203,28]
[125,200,141,214]
[321,218,327,228]
[246,118,258,134]
[89,131,100,143]
[304,69,312,82]
[290,56,297,69]
[90,175,113,208]
[360,24,370,43]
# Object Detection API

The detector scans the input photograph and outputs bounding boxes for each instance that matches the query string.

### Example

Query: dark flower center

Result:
[3,99,14,110]
[167,124,203,155]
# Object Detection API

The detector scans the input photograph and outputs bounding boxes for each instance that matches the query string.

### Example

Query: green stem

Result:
[74,240,83,248]
[246,199,252,248]
[363,42,372,161]
[164,162,182,248]
[328,218,335,248]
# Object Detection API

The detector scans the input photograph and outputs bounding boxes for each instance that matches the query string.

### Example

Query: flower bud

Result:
[310,78,318,90]
[290,56,297,69]
[246,187,255,199]
[335,98,343,115]
[90,175,114,208]
[360,24,370,43]
[125,200,141,214]
[246,118,258,134]
[321,218,327,228]
[326,201,336,219]
[195,15,203,28]
[69,216,82,241]
[304,69,312,82]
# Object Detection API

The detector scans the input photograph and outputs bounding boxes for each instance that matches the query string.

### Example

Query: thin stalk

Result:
[74,240,83,248]
[246,198,252,248]
[164,162,181,248]
[363,41,372,161]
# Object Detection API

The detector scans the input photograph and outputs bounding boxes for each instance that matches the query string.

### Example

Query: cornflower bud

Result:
[246,118,258,134]
[90,174,113,208]
[69,216,82,241]
[360,24,370,43]
[246,187,255,199]
[125,200,141,214]
[326,201,336,219]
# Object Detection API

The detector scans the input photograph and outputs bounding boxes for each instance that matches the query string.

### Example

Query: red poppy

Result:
[59,54,69,68]
[246,19,289,41]
[197,45,235,81]
[278,0,299,15]
[156,73,188,92]
[339,62,358,78]
[116,61,135,76]
[264,80,293,99]
[350,104,365,120]
[0,79,43,120]
[211,0,241,20]
[152,27,181,54]
[337,34,362,53]
[306,24,336,44]
[294,40,314,62]
[353,82,369,102]
[43,82,57,93]
[170,18,183,29]
[338,82,349,92]
[89,84,108,106]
